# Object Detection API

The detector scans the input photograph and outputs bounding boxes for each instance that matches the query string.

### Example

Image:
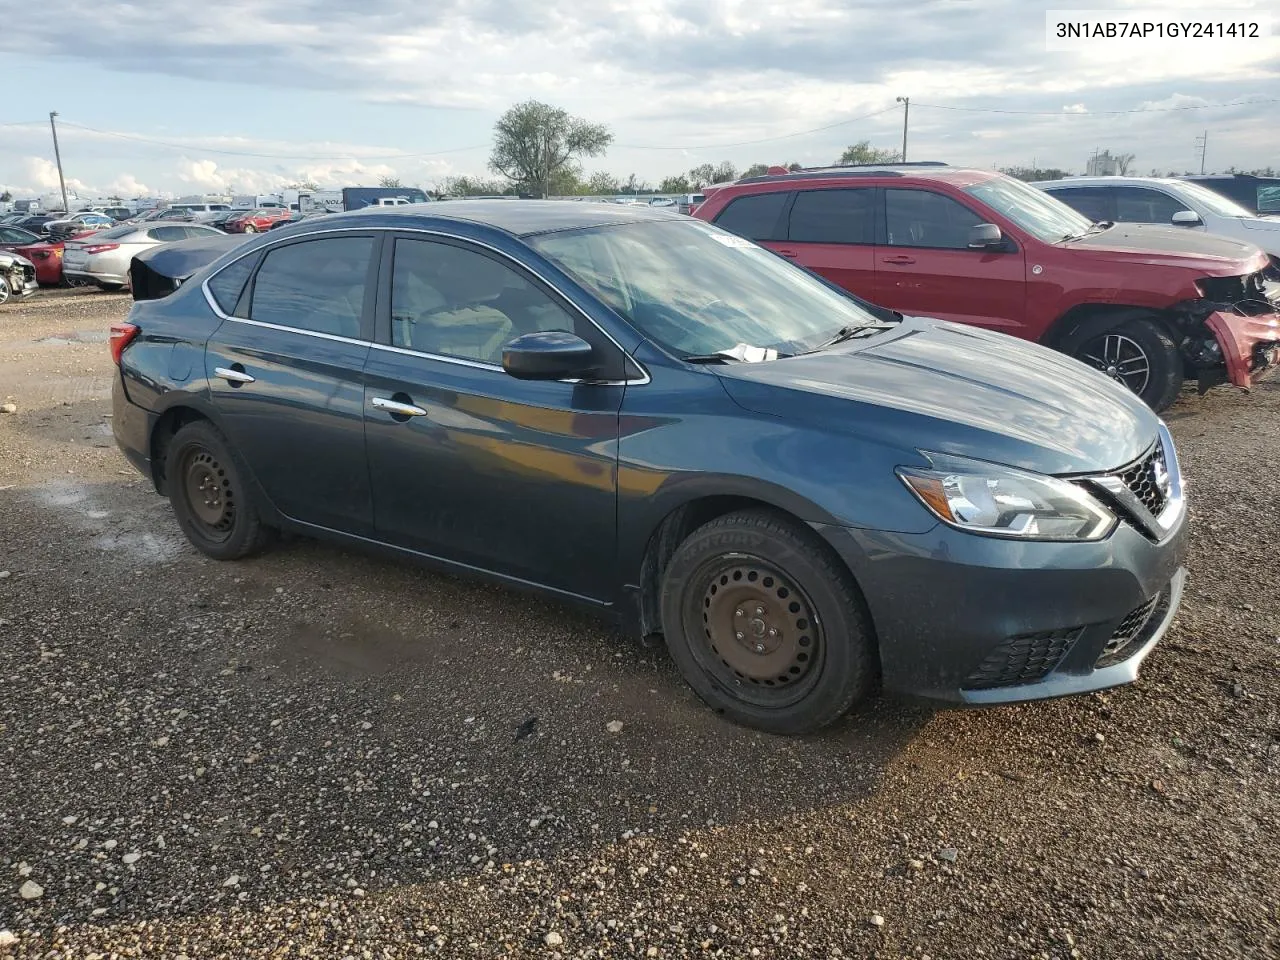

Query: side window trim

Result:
[200,225,648,384]
[375,230,641,383]
[883,187,1012,252]
[239,231,381,341]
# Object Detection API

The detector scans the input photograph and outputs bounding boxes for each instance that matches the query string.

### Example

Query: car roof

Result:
[307,199,685,237]
[1033,176,1187,189]
[720,164,1000,191]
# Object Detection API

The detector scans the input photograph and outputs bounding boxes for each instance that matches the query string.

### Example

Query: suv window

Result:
[1113,187,1185,224]
[712,193,788,241]
[885,189,983,249]
[391,237,577,366]
[1047,187,1112,222]
[788,189,874,244]
[207,256,256,314]
[250,236,374,339]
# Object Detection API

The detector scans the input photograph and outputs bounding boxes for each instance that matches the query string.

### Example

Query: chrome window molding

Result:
[200,224,650,385]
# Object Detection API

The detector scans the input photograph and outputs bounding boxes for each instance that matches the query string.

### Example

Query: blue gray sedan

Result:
[109,202,1187,733]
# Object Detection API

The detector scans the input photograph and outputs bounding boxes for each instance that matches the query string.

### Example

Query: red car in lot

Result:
[223,208,292,233]
[0,224,68,285]
[695,164,1280,411]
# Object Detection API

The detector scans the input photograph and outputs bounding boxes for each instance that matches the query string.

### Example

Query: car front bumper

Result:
[815,507,1188,706]
[1205,309,1280,387]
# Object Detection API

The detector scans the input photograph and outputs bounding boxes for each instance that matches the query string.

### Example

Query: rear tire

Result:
[1063,317,1183,412]
[243,224,257,233]
[0,276,10,305]
[659,509,875,735]
[166,420,273,560]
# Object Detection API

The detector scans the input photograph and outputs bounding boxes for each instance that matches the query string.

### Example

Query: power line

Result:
[912,97,1278,116]
[615,105,899,150]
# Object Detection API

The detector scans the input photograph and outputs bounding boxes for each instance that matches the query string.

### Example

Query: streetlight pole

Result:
[896,97,909,162]
[49,111,70,213]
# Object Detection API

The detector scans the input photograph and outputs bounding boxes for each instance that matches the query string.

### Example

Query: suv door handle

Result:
[370,396,428,418]
[776,248,800,258]
[880,255,916,265]
[214,366,255,384]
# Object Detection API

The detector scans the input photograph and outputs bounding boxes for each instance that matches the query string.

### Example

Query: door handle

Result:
[214,366,255,384]
[370,396,428,418]
[776,248,800,258]
[880,255,916,265]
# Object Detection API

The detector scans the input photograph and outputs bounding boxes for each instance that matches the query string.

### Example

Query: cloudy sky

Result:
[0,0,1276,199]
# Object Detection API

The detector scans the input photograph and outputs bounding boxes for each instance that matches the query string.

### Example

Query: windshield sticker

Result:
[707,233,756,249]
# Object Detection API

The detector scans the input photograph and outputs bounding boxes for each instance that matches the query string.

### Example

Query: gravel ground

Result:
[1,289,1278,959]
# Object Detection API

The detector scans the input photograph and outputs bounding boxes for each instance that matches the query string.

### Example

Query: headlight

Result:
[897,455,1115,541]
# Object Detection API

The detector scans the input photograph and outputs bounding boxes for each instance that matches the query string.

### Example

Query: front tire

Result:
[243,224,257,233]
[0,276,10,305]
[1064,317,1183,412]
[166,420,273,560]
[660,509,875,734]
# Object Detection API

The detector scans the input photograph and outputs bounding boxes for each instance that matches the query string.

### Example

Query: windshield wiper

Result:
[812,322,897,351]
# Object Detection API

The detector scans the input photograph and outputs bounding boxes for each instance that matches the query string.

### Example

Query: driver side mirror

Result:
[1171,210,1201,226]
[968,223,1005,250]
[502,330,597,381]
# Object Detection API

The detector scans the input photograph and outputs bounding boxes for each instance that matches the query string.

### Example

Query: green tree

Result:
[287,179,321,191]
[1000,166,1070,182]
[587,170,622,195]
[437,175,515,196]
[741,163,770,179]
[490,100,613,198]
[687,161,738,189]
[659,174,693,193]
[378,175,404,188]
[837,141,900,165]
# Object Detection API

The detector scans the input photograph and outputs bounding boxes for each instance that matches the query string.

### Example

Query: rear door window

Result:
[207,256,257,314]
[1049,188,1113,222]
[787,189,875,244]
[147,226,189,242]
[712,192,788,241]
[885,189,984,249]
[1113,187,1185,224]
[248,235,376,339]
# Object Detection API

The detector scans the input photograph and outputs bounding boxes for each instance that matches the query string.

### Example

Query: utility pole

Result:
[1195,130,1208,174]
[49,111,69,213]
[896,96,910,162]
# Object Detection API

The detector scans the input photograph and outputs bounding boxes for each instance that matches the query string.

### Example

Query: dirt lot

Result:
[1,289,1277,959]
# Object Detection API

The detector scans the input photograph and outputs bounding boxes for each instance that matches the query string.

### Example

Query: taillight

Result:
[83,243,121,255]
[109,322,140,365]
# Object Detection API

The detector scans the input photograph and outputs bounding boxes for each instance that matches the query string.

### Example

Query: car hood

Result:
[715,317,1158,476]
[1061,222,1264,272]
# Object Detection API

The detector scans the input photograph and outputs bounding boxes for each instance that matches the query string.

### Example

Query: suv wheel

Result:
[166,420,274,560]
[1065,318,1183,412]
[660,509,875,734]
[0,276,10,305]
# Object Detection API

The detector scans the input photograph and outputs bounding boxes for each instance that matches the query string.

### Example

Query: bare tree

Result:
[1115,153,1136,176]
[378,175,403,188]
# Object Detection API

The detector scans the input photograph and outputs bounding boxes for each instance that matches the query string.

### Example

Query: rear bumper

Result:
[815,506,1189,706]
[1205,310,1280,387]
[111,374,155,483]
[65,266,128,285]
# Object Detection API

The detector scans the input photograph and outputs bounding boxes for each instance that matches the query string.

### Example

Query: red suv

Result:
[695,164,1280,410]
[224,208,292,234]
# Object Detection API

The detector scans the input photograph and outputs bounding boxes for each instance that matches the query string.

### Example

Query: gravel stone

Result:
[18,881,43,900]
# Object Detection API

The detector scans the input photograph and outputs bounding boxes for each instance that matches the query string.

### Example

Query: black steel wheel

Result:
[661,509,875,734]
[166,420,273,560]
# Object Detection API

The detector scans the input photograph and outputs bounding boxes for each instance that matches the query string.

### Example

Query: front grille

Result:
[1118,444,1169,518]
[1096,589,1171,668]
[963,629,1080,690]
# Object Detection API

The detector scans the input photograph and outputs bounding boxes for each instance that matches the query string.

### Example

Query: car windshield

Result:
[963,175,1094,241]
[1175,180,1256,219]
[530,219,883,358]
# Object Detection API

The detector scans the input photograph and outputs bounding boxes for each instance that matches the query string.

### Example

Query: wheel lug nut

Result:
[768,628,778,637]
[755,606,764,615]
[735,632,744,640]
[734,608,744,617]
[754,643,765,653]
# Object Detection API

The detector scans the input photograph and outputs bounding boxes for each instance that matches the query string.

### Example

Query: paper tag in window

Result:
[707,233,756,248]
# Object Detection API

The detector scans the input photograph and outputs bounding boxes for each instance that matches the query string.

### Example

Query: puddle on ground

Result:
[35,330,110,346]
